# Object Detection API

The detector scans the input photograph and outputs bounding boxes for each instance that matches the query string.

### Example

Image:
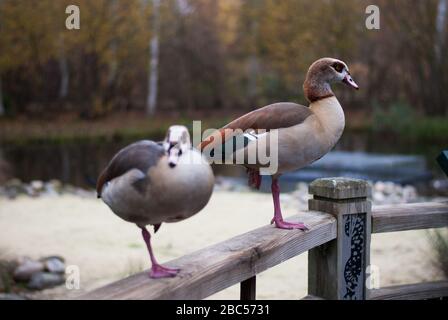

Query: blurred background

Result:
[0,0,447,300]
[0,0,447,186]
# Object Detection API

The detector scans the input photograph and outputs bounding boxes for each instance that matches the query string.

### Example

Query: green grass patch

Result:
[371,103,448,142]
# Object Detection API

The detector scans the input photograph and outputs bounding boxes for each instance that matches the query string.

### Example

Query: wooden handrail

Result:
[369,280,448,300]
[78,210,336,300]
[303,280,448,300]
[77,178,448,301]
[372,201,448,233]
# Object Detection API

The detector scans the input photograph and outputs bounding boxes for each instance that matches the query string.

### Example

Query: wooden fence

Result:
[79,178,448,300]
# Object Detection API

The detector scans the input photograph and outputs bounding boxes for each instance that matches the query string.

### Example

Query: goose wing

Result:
[96,140,164,197]
[199,102,312,151]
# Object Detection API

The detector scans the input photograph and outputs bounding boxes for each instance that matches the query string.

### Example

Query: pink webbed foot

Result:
[269,177,308,230]
[270,218,308,231]
[149,264,181,279]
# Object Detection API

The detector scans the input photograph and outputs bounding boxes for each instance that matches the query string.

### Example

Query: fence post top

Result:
[309,177,371,200]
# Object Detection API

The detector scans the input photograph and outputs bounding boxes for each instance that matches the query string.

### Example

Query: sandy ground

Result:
[0,190,445,300]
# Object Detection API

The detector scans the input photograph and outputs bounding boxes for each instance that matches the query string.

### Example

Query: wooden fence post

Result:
[240,276,256,300]
[308,178,372,300]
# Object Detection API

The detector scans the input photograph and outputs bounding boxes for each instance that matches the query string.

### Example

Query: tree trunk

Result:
[0,76,4,116]
[176,0,191,15]
[247,20,260,104]
[146,0,160,116]
[0,0,4,116]
[58,38,69,99]
[435,0,447,64]
[247,54,259,102]
[107,0,118,87]
[434,0,447,115]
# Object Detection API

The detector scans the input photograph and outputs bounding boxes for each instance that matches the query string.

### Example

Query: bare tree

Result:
[0,0,4,116]
[0,76,4,116]
[146,0,160,115]
[58,37,69,99]
[434,0,447,115]
[435,0,447,63]
[107,0,118,87]
[176,0,192,15]
[247,17,260,103]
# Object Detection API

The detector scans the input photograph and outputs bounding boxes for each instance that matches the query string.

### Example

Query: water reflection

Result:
[0,130,445,188]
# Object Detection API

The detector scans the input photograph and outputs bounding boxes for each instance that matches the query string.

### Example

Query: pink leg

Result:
[270,178,308,230]
[140,226,180,278]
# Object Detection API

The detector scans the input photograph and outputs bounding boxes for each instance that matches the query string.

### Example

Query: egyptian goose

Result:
[199,58,358,230]
[97,125,214,278]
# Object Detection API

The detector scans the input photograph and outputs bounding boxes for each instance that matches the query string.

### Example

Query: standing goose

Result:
[97,125,214,278]
[199,58,358,230]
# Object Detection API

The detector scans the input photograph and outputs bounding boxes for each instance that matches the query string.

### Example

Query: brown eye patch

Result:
[332,62,344,73]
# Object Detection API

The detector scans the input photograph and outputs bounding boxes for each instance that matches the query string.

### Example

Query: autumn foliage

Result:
[0,0,446,118]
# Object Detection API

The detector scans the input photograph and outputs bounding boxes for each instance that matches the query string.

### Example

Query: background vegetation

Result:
[0,0,447,122]
[0,0,447,290]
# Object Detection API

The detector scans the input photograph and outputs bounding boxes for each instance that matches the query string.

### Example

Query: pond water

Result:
[0,130,445,190]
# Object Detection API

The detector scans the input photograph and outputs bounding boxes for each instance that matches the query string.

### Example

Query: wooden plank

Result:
[301,294,325,300]
[78,210,336,300]
[308,178,371,300]
[240,276,256,300]
[372,202,448,233]
[369,280,448,300]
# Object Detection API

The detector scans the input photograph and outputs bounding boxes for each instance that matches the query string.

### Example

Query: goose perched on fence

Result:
[199,57,359,230]
[97,125,214,278]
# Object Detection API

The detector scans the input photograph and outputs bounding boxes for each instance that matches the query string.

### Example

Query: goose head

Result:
[303,57,358,102]
[163,125,191,168]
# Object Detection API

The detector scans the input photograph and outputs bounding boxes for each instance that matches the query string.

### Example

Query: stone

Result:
[4,187,18,199]
[27,272,65,290]
[218,181,233,191]
[44,180,62,196]
[30,180,44,192]
[4,178,25,199]
[74,188,96,198]
[24,185,39,197]
[0,259,18,291]
[402,185,417,201]
[63,185,78,195]
[300,194,310,203]
[373,191,385,203]
[0,293,27,300]
[5,178,22,188]
[374,181,386,193]
[47,179,63,193]
[280,194,291,203]
[431,179,448,196]
[383,182,395,195]
[43,257,65,274]
[13,259,45,282]
[42,188,59,197]
[233,185,250,192]
[295,182,308,192]
[387,194,401,204]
